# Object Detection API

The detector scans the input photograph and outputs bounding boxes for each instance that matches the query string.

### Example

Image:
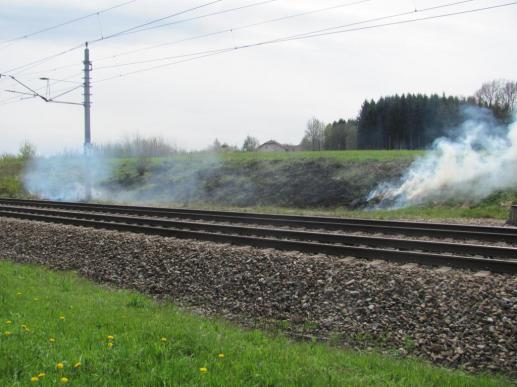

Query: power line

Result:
[0,0,138,50]
[279,0,480,40]
[0,75,83,107]
[92,0,480,73]
[95,49,235,83]
[93,1,517,83]
[89,0,226,43]
[2,44,84,75]
[5,0,283,77]
[50,85,83,100]
[119,0,280,37]
[6,0,369,78]
[0,72,83,105]
[93,0,374,64]
[95,47,237,70]
[1,0,226,77]
[282,0,516,42]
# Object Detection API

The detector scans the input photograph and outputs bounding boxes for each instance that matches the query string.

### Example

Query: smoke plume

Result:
[368,107,517,209]
[23,152,112,201]
[22,149,222,204]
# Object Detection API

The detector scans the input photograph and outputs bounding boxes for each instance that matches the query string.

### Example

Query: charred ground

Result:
[3,150,517,219]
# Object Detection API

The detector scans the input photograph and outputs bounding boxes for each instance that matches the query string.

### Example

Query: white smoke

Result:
[23,152,111,201]
[368,107,517,209]
[22,149,223,204]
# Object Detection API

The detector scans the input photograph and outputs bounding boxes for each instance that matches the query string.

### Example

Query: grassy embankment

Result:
[170,200,517,221]
[1,150,516,220]
[0,154,26,198]
[0,260,512,386]
[111,150,516,220]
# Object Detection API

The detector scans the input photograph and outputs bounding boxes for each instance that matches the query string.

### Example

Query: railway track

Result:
[0,198,516,274]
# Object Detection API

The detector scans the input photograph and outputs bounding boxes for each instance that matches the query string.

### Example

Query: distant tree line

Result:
[356,79,516,150]
[300,117,358,151]
[357,94,466,149]
[220,79,517,153]
[474,79,517,122]
[94,135,178,157]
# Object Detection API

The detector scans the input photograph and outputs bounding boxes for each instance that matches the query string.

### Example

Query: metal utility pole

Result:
[2,44,92,201]
[83,42,92,201]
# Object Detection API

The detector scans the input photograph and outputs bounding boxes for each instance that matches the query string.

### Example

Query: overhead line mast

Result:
[83,42,92,201]
[0,43,93,201]
[83,43,92,155]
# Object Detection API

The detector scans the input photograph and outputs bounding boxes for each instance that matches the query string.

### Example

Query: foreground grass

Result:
[0,261,512,386]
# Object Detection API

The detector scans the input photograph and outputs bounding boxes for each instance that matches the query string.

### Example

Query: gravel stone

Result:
[0,217,515,376]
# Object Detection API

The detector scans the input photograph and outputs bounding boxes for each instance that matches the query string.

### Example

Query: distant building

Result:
[257,140,287,152]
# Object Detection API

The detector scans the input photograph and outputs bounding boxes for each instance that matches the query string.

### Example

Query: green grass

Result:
[0,261,512,386]
[144,150,424,162]
[219,150,425,162]
[161,199,515,221]
[0,155,27,198]
[2,150,515,220]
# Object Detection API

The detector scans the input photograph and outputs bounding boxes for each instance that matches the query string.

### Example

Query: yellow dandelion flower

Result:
[37,372,46,378]
[199,367,208,373]
[218,353,225,358]
[49,338,56,343]
[160,337,167,342]
[107,335,114,340]
[56,362,64,370]
[107,342,113,349]
[73,362,81,369]
[60,377,69,384]
[21,324,30,332]
[59,316,65,321]
[5,320,12,324]
[30,376,39,382]
[3,331,12,336]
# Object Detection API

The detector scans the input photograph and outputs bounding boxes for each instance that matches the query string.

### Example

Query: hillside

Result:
[3,150,517,220]
[101,151,417,208]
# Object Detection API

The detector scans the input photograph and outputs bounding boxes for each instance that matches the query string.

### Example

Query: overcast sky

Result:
[0,0,516,154]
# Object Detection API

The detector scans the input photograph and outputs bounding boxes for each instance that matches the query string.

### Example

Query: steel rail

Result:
[0,208,516,274]
[0,197,510,232]
[1,204,517,259]
[1,198,516,243]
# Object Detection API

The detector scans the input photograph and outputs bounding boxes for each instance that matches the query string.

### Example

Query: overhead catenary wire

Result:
[116,0,281,37]
[0,0,138,50]
[1,0,227,77]
[89,0,226,43]
[93,0,374,64]
[0,83,83,107]
[0,72,83,105]
[1,0,514,102]
[2,43,84,76]
[92,0,483,73]
[7,0,283,78]
[50,85,83,101]
[279,0,517,42]
[17,0,288,76]
[92,0,517,84]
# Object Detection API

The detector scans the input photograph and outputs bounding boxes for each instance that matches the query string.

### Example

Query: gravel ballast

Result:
[0,217,515,375]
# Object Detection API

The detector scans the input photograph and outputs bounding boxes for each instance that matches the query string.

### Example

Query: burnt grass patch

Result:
[102,157,410,208]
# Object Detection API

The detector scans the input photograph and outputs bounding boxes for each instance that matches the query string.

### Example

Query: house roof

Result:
[258,140,284,148]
